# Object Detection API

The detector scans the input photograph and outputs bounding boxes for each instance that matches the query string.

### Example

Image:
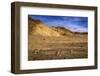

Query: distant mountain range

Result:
[28,17,87,37]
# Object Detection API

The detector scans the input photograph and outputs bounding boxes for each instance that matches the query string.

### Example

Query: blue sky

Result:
[29,15,88,32]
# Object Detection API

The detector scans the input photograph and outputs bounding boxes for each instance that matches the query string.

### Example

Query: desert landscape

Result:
[28,16,88,60]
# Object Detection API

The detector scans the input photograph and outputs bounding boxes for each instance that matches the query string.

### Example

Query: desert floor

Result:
[28,35,88,60]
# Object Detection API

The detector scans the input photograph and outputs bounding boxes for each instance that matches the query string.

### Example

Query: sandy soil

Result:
[28,35,88,60]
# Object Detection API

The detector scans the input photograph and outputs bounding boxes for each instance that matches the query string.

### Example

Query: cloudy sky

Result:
[29,15,88,32]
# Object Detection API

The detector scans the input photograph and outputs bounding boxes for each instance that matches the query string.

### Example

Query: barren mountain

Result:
[52,26,73,36]
[53,26,87,37]
[28,17,62,37]
[28,17,87,37]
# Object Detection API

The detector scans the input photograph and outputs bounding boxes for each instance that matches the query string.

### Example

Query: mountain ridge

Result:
[28,17,87,37]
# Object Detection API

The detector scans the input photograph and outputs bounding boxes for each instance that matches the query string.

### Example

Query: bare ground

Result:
[28,35,88,60]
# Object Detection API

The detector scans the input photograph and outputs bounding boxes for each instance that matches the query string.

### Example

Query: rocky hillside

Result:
[28,17,87,37]
[28,17,62,37]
